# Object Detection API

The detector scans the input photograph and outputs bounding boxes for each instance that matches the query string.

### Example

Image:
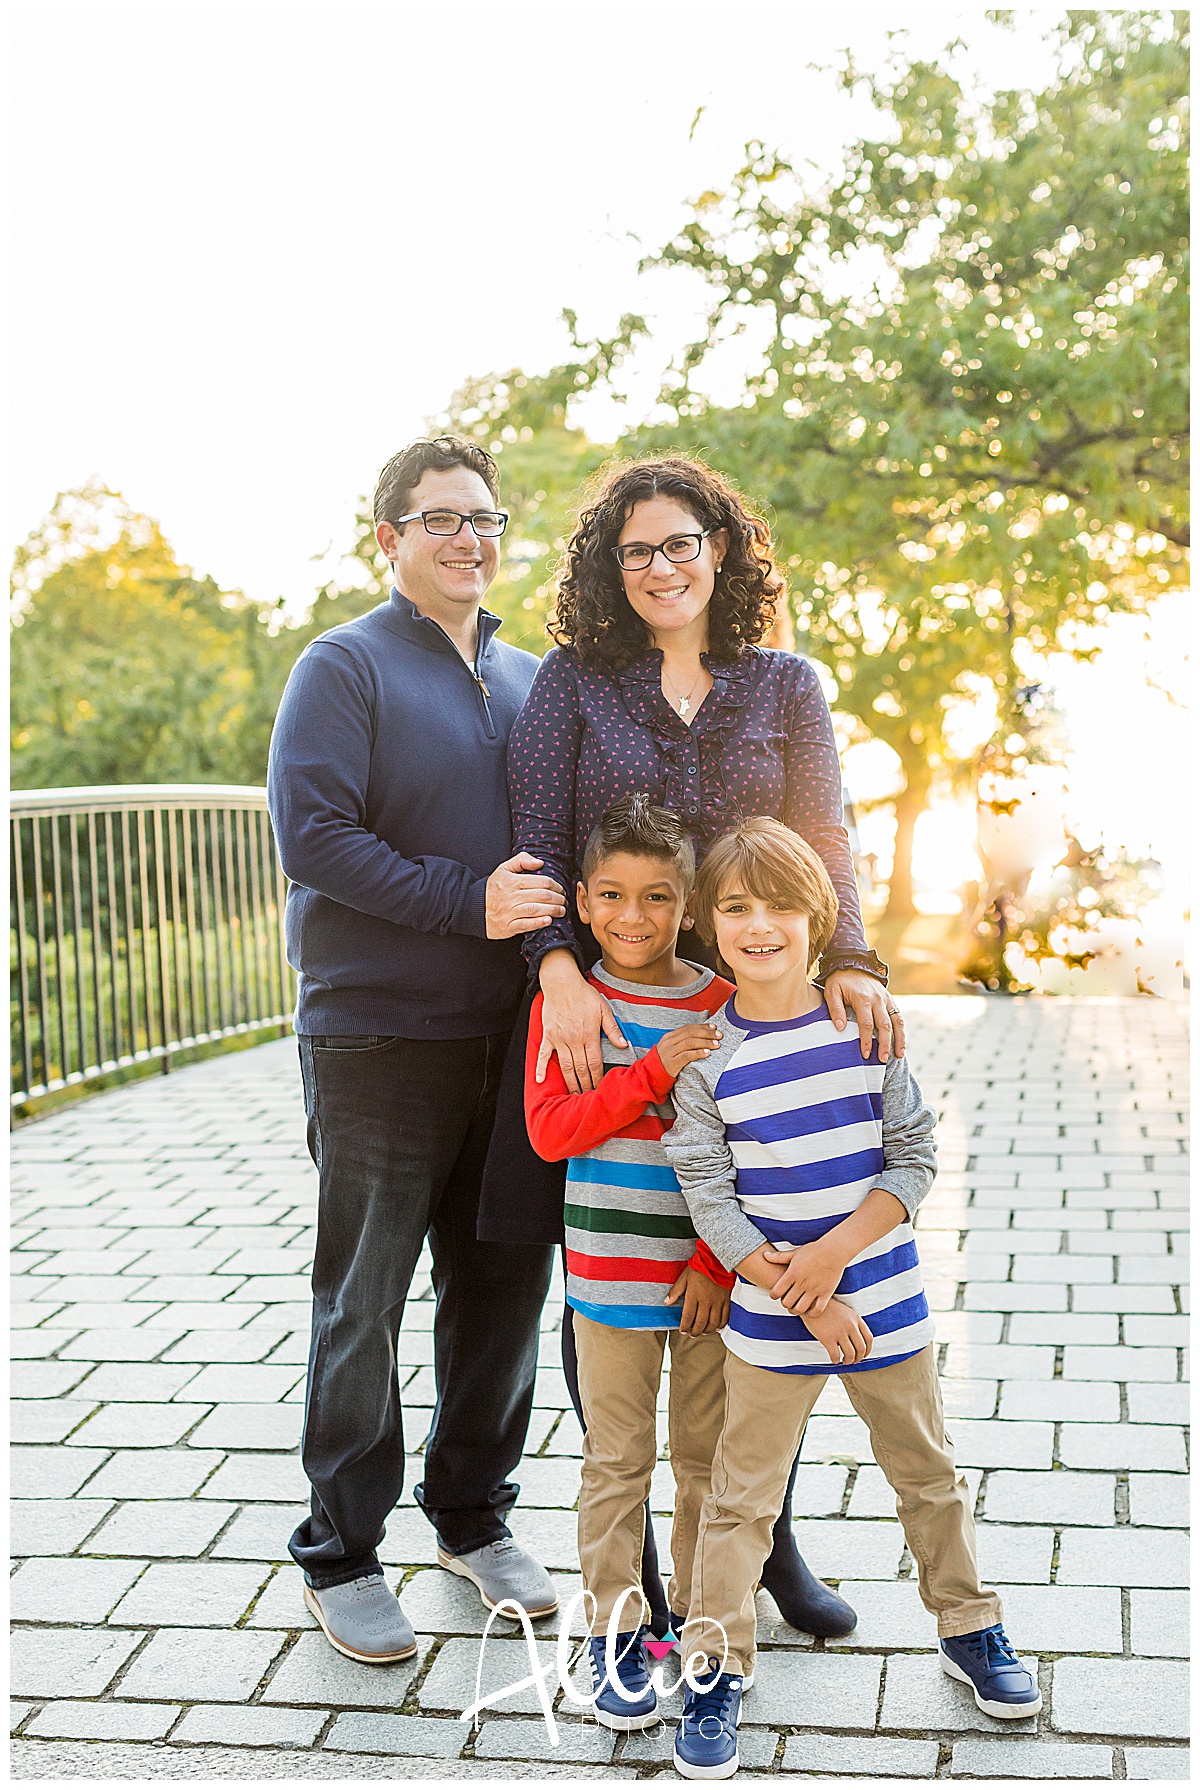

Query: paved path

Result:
[10,997,1189,1781]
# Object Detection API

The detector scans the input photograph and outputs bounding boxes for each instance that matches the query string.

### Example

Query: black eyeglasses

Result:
[394,509,509,538]
[613,531,713,571]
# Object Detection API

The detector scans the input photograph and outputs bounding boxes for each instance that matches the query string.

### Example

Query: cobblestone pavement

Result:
[10,997,1189,1782]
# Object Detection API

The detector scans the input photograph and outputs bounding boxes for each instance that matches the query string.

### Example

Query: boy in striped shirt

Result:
[525,794,734,1729]
[664,819,1040,1779]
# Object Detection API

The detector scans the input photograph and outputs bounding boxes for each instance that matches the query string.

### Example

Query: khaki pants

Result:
[574,1311,727,1633]
[689,1345,1002,1672]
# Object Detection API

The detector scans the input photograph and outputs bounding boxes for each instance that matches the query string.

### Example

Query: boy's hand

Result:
[656,1022,723,1079]
[664,1265,730,1335]
[762,1239,847,1316]
[805,1298,873,1366]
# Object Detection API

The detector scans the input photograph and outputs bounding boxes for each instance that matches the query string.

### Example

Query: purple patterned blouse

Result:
[507,645,887,984]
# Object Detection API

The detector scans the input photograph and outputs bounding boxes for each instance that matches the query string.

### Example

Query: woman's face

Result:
[615,497,727,647]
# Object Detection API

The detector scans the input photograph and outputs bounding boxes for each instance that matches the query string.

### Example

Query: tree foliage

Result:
[10,14,1187,884]
[625,10,1188,912]
[10,484,285,788]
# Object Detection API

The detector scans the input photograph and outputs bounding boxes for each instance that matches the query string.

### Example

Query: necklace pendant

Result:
[678,696,691,718]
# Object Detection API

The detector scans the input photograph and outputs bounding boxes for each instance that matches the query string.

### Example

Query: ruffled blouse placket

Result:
[615,651,760,845]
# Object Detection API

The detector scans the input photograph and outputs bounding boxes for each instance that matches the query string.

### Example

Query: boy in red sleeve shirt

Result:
[525,794,733,1730]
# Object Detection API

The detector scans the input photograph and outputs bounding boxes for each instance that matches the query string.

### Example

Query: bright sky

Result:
[10,3,1189,900]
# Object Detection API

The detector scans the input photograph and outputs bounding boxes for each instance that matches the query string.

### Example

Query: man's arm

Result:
[268,642,562,940]
[663,1037,768,1273]
[269,642,489,935]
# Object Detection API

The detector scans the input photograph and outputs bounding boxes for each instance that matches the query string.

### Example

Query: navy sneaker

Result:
[587,1629,659,1731]
[940,1626,1042,1718]
[673,1657,745,1779]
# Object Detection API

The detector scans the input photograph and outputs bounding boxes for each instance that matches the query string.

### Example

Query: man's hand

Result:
[656,1022,723,1079]
[485,853,567,940]
[536,950,628,1092]
[805,1298,873,1366]
[762,1239,847,1316]
[664,1265,730,1336]
[824,969,905,1062]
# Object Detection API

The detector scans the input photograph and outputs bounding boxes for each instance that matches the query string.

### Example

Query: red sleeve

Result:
[524,993,677,1161]
[688,1236,736,1289]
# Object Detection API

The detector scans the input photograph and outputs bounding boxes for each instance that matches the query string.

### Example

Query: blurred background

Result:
[10,6,1189,1018]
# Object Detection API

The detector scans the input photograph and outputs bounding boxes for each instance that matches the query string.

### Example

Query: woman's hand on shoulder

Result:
[536,950,628,1093]
[824,969,905,1062]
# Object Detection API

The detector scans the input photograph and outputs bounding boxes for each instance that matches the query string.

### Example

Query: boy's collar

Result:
[591,959,715,1000]
[727,992,829,1033]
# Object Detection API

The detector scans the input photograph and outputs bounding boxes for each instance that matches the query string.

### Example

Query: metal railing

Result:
[11,785,294,1109]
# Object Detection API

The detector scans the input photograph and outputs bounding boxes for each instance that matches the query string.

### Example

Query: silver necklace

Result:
[662,666,707,720]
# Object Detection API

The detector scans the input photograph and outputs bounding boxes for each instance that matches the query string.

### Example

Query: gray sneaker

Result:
[437,1538,559,1617]
[303,1573,418,1664]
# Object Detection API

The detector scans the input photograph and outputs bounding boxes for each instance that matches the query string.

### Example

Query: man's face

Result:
[375,465,501,616]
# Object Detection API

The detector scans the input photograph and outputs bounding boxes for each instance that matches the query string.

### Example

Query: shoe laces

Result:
[960,1625,1018,1669]
[591,1629,650,1693]
[683,1660,741,1730]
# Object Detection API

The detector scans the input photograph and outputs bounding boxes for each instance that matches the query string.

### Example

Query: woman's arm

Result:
[780,658,880,971]
[508,651,627,1090]
[533,948,627,1093]
[780,658,903,1058]
[507,649,587,973]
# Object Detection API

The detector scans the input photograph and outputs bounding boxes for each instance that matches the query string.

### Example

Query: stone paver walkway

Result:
[10,997,1189,1782]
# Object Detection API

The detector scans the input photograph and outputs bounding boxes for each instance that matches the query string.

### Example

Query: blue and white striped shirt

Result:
[665,999,937,1375]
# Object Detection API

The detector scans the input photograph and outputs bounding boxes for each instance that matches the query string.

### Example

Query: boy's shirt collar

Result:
[590,959,716,1002]
[726,993,830,1035]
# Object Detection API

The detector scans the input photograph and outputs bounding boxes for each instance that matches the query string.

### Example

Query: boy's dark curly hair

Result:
[549,457,784,672]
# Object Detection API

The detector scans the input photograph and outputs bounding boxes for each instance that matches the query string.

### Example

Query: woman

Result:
[500,457,903,1638]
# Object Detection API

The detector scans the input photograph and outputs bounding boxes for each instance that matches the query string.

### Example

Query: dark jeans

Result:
[290,1031,554,1589]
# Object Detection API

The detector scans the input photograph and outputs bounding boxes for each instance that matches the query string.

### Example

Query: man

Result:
[268,436,565,1663]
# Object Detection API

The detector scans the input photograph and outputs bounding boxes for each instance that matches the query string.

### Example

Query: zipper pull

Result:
[476,674,490,697]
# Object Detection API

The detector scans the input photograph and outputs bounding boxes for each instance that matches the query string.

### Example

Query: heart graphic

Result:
[645,1630,677,1660]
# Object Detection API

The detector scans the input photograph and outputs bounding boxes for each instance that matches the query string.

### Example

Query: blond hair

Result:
[692,818,839,969]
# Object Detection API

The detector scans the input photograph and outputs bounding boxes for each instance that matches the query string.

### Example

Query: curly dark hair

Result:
[372,435,499,530]
[549,457,784,672]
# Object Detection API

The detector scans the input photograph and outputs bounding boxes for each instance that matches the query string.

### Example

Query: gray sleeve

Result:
[876,1053,938,1219]
[662,1028,769,1272]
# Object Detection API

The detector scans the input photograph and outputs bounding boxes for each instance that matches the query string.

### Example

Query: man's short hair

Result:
[692,817,839,965]
[581,793,696,890]
[373,436,500,531]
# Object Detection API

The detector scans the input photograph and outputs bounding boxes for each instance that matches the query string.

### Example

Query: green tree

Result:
[625,10,1188,914]
[10,483,288,788]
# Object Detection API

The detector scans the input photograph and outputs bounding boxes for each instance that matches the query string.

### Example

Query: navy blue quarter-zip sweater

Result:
[268,590,540,1038]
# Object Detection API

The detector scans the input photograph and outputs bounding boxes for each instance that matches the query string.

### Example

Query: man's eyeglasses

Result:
[613,531,713,571]
[394,509,509,538]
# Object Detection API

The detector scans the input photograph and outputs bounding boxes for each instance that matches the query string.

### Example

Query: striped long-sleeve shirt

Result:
[664,998,938,1374]
[524,962,735,1329]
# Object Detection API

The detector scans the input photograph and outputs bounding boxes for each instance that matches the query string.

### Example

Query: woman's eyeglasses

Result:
[613,531,712,571]
[394,510,509,538]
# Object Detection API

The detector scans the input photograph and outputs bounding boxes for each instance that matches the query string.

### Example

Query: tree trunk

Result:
[885,761,933,922]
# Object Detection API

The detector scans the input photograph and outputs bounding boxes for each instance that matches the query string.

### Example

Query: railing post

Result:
[10,784,296,1111]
